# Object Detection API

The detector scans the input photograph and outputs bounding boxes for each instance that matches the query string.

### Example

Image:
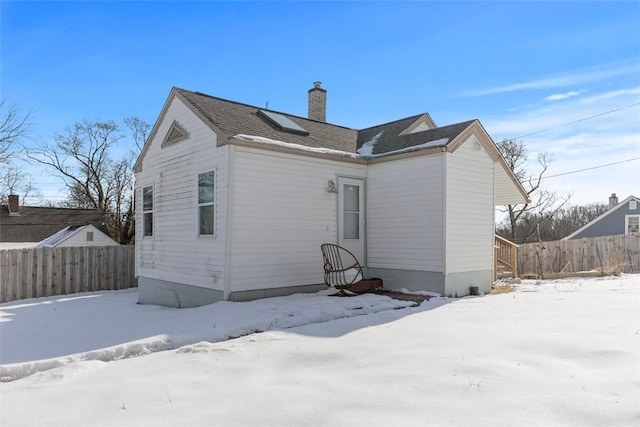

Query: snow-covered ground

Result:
[1,275,638,426]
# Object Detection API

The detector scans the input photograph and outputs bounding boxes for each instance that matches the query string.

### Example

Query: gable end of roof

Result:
[562,195,640,240]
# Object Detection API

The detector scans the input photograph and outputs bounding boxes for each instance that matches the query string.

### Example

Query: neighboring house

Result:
[0,195,107,249]
[563,194,640,240]
[134,83,529,308]
[36,224,119,248]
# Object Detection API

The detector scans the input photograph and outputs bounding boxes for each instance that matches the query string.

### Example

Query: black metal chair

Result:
[320,243,364,290]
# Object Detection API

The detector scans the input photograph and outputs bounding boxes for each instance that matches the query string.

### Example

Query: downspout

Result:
[492,162,497,281]
[223,144,235,301]
[442,148,448,283]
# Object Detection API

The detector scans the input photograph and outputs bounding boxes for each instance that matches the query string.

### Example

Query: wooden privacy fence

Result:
[0,246,136,303]
[518,234,640,278]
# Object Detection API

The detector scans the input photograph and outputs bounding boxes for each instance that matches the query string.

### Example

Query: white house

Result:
[36,224,120,248]
[134,83,528,307]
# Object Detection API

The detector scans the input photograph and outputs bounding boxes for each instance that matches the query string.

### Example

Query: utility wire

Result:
[511,102,640,139]
[541,156,640,179]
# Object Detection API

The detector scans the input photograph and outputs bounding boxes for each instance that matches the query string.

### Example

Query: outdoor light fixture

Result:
[327,179,337,193]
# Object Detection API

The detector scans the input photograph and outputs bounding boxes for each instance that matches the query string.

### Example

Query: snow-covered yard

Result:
[1,275,638,426]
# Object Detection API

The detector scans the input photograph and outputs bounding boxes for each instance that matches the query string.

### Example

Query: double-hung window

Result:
[626,215,639,234]
[198,171,215,235]
[142,185,153,237]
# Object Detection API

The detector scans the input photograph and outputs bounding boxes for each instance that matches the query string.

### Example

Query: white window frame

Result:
[197,170,216,237]
[625,215,639,234]
[142,185,154,237]
[629,200,637,210]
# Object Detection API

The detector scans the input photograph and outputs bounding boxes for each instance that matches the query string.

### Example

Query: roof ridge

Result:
[175,87,355,131]
[0,204,100,211]
[358,113,426,132]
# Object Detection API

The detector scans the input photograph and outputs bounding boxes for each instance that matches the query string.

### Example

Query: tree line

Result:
[1,96,609,245]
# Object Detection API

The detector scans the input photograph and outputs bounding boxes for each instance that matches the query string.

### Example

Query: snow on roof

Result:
[36,225,83,248]
[234,134,357,159]
[0,242,39,250]
[358,137,450,159]
[356,131,384,156]
[235,134,449,160]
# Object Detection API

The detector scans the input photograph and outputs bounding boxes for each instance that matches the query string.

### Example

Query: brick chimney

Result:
[8,194,19,216]
[609,193,618,208]
[308,81,327,122]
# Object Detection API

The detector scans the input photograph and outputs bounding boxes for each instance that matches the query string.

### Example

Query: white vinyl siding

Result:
[366,154,445,271]
[445,136,495,274]
[228,146,365,291]
[56,225,119,247]
[494,165,526,205]
[135,97,228,290]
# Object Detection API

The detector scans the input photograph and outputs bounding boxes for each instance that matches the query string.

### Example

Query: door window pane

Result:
[344,212,359,239]
[344,184,359,212]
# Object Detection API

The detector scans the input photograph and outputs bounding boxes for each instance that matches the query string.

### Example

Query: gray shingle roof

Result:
[0,206,105,243]
[358,118,477,156]
[176,88,359,152]
[175,87,478,158]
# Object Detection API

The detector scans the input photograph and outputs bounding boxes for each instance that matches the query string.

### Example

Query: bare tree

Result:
[496,202,609,241]
[0,165,41,204]
[0,98,30,163]
[124,116,151,151]
[497,138,571,243]
[547,203,609,239]
[27,118,148,244]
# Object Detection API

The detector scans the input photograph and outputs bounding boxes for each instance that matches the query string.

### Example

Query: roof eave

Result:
[366,145,447,164]
[134,88,231,173]
[227,136,364,164]
[448,120,530,204]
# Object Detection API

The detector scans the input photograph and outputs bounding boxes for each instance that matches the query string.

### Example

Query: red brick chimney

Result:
[308,81,327,122]
[8,194,19,216]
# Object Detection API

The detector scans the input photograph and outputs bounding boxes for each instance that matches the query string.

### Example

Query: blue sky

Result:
[2,1,639,206]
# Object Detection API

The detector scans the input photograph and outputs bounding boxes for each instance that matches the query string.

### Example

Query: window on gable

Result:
[198,171,215,235]
[161,121,189,147]
[86,231,94,242]
[143,185,153,237]
[630,200,637,210]
[626,215,639,234]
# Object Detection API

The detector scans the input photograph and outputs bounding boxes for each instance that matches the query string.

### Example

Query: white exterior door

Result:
[337,177,365,264]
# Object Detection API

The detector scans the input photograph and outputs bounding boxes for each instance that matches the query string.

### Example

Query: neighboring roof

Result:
[562,195,640,240]
[0,205,105,243]
[36,225,84,247]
